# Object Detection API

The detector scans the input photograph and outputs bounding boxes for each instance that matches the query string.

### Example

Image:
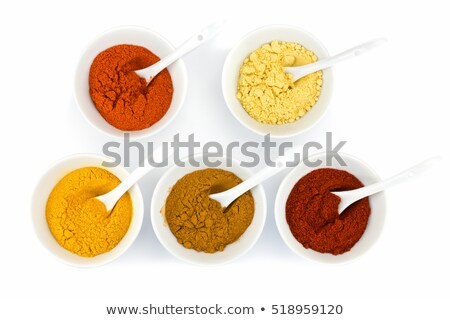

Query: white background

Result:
[1,0,449,319]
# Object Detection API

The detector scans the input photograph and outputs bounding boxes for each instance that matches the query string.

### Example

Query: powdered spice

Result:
[237,40,322,124]
[286,168,371,255]
[89,44,173,131]
[46,167,133,257]
[165,169,255,253]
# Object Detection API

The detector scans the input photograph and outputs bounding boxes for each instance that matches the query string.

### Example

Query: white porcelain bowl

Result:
[31,154,144,267]
[222,25,333,138]
[151,154,267,265]
[275,153,386,263]
[74,26,188,139]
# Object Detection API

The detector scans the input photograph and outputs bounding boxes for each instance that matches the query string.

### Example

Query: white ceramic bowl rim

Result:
[222,24,334,138]
[274,152,387,264]
[31,153,144,267]
[150,153,267,266]
[73,25,188,140]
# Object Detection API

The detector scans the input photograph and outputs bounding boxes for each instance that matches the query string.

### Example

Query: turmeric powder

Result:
[165,169,255,253]
[45,167,133,257]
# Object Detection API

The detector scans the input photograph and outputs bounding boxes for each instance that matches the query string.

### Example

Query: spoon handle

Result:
[97,147,167,211]
[287,38,387,81]
[335,156,442,203]
[210,153,292,206]
[135,21,224,80]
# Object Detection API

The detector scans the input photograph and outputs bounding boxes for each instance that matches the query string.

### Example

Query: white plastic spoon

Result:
[332,156,442,215]
[209,154,292,208]
[284,38,387,82]
[135,21,224,84]
[96,148,168,212]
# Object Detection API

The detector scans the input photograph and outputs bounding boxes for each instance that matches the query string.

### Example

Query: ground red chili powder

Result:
[286,168,371,255]
[89,44,173,131]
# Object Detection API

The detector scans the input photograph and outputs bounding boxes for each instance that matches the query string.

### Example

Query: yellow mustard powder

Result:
[237,40,323,124]
[45,167,133,257]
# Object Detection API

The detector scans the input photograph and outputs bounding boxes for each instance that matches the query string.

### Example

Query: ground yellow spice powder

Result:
[45,167,133,257]
[237,40,323,124]
[165,169,255,253]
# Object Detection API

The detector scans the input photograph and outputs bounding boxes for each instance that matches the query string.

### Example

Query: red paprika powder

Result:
[89,44,173,131]
[286,168,371,255]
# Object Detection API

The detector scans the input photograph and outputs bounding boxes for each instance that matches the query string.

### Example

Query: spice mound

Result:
[165,168,255,253]
[237,40,322,124]
[46,167,133,257]
[89,44,174,131]
[286,168,370,255]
